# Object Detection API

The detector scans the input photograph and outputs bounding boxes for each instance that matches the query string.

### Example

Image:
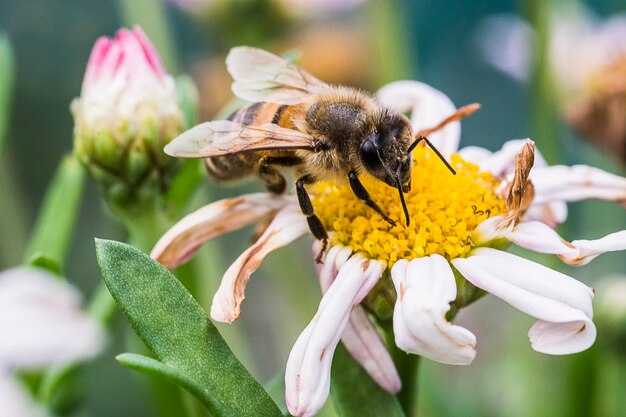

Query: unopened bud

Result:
[72,26,185,211]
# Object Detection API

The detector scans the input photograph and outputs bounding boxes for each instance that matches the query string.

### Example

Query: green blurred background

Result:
[0,0,625,416]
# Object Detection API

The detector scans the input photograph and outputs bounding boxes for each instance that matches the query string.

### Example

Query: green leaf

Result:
[24,154,85,266]
[0,31,15,152]
[117,353,215,407]
[331,344,405,417]
[95,239,283,417]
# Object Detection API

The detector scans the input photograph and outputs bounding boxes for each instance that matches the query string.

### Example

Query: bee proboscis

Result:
[165,47,479,260]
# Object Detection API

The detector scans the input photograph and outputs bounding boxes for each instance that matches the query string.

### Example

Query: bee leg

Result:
[259,156,304,194]
[296,175,329,263]
[348,171,397,227]
[259,163,287,194]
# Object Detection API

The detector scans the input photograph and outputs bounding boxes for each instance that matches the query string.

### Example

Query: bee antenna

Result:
[409,135,456,175]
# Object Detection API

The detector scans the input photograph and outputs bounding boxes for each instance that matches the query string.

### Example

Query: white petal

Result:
[507,221,578,254]
[285,254,385,417]
[473,216,577,255]
[474,139,548,179]
[313,241,352,293]
[457,146,493,165]
[523,201,568,227]
[313,243,400,394]
[0,268,104,370]
[452,248,595,354]
[210,207,308,323]
[529,319,597,355]
[151,193,294,269]
[560,230,626,266]
[391,255,477,365]
[376,81,460,154]
[0,374,47,417]
[472,215,514,245]
[531,165,626,206]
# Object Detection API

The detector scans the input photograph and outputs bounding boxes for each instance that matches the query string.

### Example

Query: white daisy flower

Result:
[152,81,626,417]
[0,267,104,417]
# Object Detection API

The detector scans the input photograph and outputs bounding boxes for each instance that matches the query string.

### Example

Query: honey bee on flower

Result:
[165,47,477,260]
[153,76,626,416]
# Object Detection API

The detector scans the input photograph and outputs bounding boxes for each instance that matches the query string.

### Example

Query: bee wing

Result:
[164,120,317,158]
[226,46,328,104]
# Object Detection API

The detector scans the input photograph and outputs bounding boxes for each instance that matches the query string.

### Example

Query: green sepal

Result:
[95,239,283,417]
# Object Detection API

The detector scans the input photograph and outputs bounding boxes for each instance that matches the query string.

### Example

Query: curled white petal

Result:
[531,165,626,206]
[151,193,294,269]
[376,81,460,155]
[391,255,476,365]
[313,241,352,292]
[211,206,308,323]
[474,216,577,255]
[0,268,104,370]
[452,248,595,354]
[285,254,385,417]
[559,230,626,266]
[312,242,400,394]
[529,319,597,355]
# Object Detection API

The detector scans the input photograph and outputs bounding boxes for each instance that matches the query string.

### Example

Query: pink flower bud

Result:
[72,26,185,209]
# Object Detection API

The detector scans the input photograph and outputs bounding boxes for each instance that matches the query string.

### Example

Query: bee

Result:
[165,47,478,259]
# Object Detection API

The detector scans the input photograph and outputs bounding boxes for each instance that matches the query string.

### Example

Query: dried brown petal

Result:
[504,139,535,225]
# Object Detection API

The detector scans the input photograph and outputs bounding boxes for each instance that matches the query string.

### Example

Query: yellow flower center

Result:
[312,146,506,267]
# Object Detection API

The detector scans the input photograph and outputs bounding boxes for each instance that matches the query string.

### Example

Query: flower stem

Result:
[565,345,597,417]
[367,0,414,86]
[384,324,421,416]
[23,155,86,269]
[396,353,420,416]
[0,152,29,267]
[523,0,561,165]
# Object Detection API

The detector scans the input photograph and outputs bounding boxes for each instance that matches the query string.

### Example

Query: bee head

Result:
[359,113,414,224]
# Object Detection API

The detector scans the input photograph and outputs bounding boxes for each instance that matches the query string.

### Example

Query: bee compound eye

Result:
[359,137,381,171]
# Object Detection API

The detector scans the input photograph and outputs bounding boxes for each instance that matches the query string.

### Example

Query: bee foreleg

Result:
[296,175,329,263]
[348,171,397,227]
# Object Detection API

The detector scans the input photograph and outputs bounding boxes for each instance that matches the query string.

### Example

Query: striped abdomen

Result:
[204,102,296,181]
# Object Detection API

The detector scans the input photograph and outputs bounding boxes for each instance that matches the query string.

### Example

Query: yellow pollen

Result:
[312,146,506,267]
